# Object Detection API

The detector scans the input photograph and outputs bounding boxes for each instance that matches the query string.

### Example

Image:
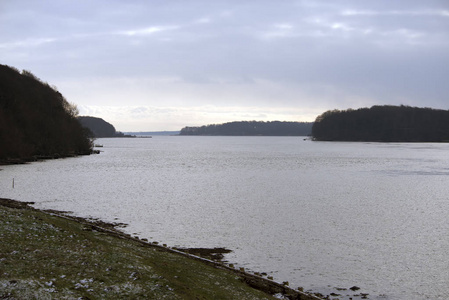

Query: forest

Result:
[312,105,449,142]
[0,64,93,163]
[77,116,130,138]
[180,121,313,136]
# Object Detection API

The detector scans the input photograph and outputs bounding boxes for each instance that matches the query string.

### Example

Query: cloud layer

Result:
[1,0,448,130]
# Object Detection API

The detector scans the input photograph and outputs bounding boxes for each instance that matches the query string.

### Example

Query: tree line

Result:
[77,116,131,138]
[180,121,313,136]
[312,105,449,142]
[0,64,93,162]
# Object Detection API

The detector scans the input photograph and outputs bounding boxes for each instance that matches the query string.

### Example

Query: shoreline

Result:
[0,151,100,166]
[0,197,321,300]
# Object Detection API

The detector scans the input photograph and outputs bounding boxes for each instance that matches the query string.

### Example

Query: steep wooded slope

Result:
[0,64,92,161]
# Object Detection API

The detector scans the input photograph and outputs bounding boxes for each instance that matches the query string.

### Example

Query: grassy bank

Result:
[0,198,319,299]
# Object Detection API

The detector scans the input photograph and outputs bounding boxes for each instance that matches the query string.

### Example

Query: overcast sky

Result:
[1,0,448,131]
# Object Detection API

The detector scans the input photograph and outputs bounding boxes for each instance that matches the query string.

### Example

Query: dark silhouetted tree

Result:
[0,64,93,161]
[312,105,449,142]
[77,116,117,138]
[180,121,313,136]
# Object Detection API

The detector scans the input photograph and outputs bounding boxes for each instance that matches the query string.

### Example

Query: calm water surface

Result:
[1,136,448,299]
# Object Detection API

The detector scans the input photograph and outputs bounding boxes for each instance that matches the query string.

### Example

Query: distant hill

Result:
[0,64,93,162]
[312,105,449,142]
[180,121,313,136]
[78,116,115,138]
[78,116,134,138]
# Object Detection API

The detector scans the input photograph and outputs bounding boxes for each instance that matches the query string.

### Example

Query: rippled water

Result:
[1,136,448,299]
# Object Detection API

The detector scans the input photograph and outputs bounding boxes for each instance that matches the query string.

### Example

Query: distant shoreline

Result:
[124,131,180,136]
[0,152,98,166]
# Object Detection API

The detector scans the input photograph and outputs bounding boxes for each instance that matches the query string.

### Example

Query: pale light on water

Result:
[1,136,448,299]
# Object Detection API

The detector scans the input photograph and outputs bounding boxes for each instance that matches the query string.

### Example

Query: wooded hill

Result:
[312,105,449,142]
[180,121,313,136]
[0,64,93,162]
[78,116,122,138]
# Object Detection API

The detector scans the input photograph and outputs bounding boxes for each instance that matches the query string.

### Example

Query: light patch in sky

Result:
[117,26,178,37]
[79,105,321,132]
[0,37,56,49]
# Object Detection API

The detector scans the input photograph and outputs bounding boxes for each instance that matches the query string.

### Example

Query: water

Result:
[1,136,448,299]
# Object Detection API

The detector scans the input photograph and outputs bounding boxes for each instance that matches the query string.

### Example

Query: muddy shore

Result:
[0,197,321,300]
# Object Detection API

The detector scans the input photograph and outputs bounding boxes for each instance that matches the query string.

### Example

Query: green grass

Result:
[0,203,280,299]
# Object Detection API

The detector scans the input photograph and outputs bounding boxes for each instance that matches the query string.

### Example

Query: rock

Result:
[330,292,340,296]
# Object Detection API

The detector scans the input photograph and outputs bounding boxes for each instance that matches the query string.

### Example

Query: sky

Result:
[1,0,448,131]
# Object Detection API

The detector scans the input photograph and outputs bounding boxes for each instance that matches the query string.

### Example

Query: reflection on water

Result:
[1,137,449,299]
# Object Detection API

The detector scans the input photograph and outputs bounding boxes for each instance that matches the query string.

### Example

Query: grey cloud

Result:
[1,0,448,130]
